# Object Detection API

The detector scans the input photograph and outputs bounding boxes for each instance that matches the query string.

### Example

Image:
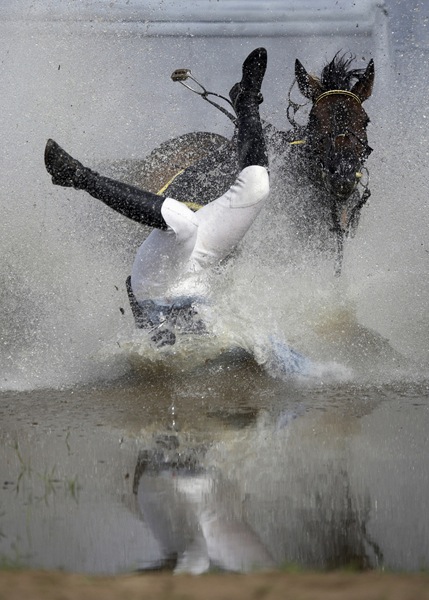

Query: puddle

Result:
[1,371,428,573]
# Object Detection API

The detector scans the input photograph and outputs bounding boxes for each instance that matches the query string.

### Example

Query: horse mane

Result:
[319,52,365,92]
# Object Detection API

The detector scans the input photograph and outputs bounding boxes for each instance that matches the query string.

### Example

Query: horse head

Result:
[295,54,374,203]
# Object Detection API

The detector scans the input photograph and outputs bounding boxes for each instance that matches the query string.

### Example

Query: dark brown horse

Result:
[265,53,374,273]
[119,53,374,275]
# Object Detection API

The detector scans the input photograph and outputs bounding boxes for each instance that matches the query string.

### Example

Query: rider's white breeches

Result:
[131,165,269,302]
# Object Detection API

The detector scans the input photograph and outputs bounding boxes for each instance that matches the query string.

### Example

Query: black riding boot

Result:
[229,47,268,170]
[44,139,168,229]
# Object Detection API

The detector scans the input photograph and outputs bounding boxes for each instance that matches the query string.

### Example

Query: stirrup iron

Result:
[171,68,236,124]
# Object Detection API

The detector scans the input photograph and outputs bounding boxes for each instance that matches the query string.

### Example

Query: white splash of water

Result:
[1,3,427,389]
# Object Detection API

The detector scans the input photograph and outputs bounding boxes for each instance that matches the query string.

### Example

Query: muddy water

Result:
[1,362,428,574]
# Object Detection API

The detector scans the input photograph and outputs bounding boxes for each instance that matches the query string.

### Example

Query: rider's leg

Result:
[44,48,268,232]
[44,139,168,230]
[130,49,270,310]
[230,47,268,171]
[188,48,270,267]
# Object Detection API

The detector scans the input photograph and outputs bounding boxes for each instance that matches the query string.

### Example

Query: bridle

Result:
[287,85,372,275]
[314,89,362,106]
[311,88,372,161]
[287,86,372,192]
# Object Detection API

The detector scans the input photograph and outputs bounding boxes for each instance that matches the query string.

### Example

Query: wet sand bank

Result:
[2,569,429,600]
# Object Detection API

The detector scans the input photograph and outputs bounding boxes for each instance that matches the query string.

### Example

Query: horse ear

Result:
[351,59,375,102]
[295,59,322,101]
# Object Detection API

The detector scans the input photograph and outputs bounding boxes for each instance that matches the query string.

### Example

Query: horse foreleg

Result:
[330,202,344,277]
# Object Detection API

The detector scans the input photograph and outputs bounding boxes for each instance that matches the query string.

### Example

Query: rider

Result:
[44,48,269,347]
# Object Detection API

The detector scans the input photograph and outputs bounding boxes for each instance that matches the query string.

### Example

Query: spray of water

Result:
[225,74,429,384]
[1,5,428,390]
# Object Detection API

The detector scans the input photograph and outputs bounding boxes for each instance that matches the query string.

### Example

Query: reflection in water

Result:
[133,433,275,574]
[0,378,428,573]
[298,467,384,570]
[131,402,383,574]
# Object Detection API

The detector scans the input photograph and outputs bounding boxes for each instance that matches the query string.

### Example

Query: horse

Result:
[119,52,374,276]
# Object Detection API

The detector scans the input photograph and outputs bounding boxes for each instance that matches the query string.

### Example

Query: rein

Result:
[286,78,310,128]
[157,169,204,211]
